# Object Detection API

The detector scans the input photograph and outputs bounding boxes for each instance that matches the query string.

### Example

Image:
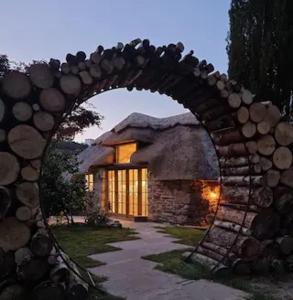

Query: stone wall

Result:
[148,177,214,225]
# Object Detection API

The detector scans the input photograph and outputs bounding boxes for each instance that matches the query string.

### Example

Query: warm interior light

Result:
[209,190,218,199]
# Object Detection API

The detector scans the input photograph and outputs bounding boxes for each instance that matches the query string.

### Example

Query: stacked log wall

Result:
[0,39,293,297]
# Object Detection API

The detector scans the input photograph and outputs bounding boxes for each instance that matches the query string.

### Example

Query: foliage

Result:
[57,104,104,141]
[227,0,293,120]
[85,207,110,227]
[0,54,9,76]
[41,144,87,223]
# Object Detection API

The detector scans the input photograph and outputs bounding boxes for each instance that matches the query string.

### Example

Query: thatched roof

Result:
[78,145,114,173]
[78,112,219,180]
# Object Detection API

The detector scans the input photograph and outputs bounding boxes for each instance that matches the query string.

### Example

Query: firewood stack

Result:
[0,39,292,297]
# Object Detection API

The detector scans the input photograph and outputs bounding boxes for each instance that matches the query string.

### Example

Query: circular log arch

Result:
[0,39,293,297]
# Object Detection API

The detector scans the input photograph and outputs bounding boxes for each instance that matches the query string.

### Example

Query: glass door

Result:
[106,168,148,217]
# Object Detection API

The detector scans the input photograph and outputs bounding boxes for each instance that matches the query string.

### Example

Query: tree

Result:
[57,104,103,141]
[41,144,87,224]
[0,55,9,77]
[227,0,293,120]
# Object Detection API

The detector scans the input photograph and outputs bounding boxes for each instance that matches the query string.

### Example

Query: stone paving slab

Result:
[89,221,249,300]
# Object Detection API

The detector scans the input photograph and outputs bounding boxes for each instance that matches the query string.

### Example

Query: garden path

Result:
[89,221,248,300]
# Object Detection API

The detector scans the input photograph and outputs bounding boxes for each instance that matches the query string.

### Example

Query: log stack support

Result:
[0,39,293,298]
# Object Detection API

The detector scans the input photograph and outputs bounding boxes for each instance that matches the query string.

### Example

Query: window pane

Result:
[116,143,137,164]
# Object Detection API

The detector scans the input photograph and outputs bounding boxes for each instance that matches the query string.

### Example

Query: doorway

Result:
[106,168,148,218]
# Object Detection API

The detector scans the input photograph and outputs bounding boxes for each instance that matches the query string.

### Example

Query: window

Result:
[105,168,148,217]
[116,143,137,164]
[85,173,94,192]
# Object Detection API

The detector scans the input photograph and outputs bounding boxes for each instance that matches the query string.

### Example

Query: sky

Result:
[0,0,231,143]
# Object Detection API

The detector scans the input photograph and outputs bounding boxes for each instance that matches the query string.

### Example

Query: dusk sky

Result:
[0,0,230,142]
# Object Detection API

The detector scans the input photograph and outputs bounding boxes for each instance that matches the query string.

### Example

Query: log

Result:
[274,187,293,214]
[285,255,293,272]
[40,88,66,112]
[214,219,251,235]
[32,281,65,300]
[222,166,250,175]
[0,284,25,300]
[228,93,241,108]
[251,209,280,240]
[201,241,237,261]
[100,59,114,74]
[274,122,293,146]
[259,156,273,171]
[21,165,40,181]
[14,247,33,265]
[79,71,93,85]
[2,71,31,99]
[273,146,292,170]
[61,63,70,74]
[219,157,249,167]
[241,89,253,105]
[257,135,276,156]
[246,141,257,154]
[249,102,266,123]
[207,226,261,258]
[236,106,249,124]
[0,129,5,142]
[257,121,271,135]
[216,80,225,91]
[17,257,50,283]
[212,129,243,146]
[0,97,5,123]
[70,65,79,75]
[276,236,293,255]
[263,103,281,127]
[8,125,46,159]
[12,102,33,121]
[216,205,258,229]
[31,233,53,257]
[196,245,227,264]
[50,262,70,283]
[221,175,263,186]
[16,206,32,221]
[0,251,15,280]
[232,258,251,275]
[217,143,248,157]
[16,182,39,208]
[0,152,20,185]
[60,75,81,96]
[241,121,256,138]
[33,111,55,131]
[0,217,30,251]
[89,64,102,79]
[221,185,273,208]
[280,168,293,188]
[264,169,280,187]
[0,186,11,220]
[189,252,230,275]
[29,63,54,89]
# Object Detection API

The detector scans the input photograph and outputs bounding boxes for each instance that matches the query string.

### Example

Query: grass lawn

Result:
[144,226,280,300]
[51,223,138,268]
[51,223,139,300]
[155,225,205,246]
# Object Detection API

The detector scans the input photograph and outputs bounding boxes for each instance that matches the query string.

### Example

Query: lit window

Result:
[85,174,94,192]
[116,143,137,164]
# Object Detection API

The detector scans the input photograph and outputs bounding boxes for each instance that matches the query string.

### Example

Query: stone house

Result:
[78,112,219,225]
